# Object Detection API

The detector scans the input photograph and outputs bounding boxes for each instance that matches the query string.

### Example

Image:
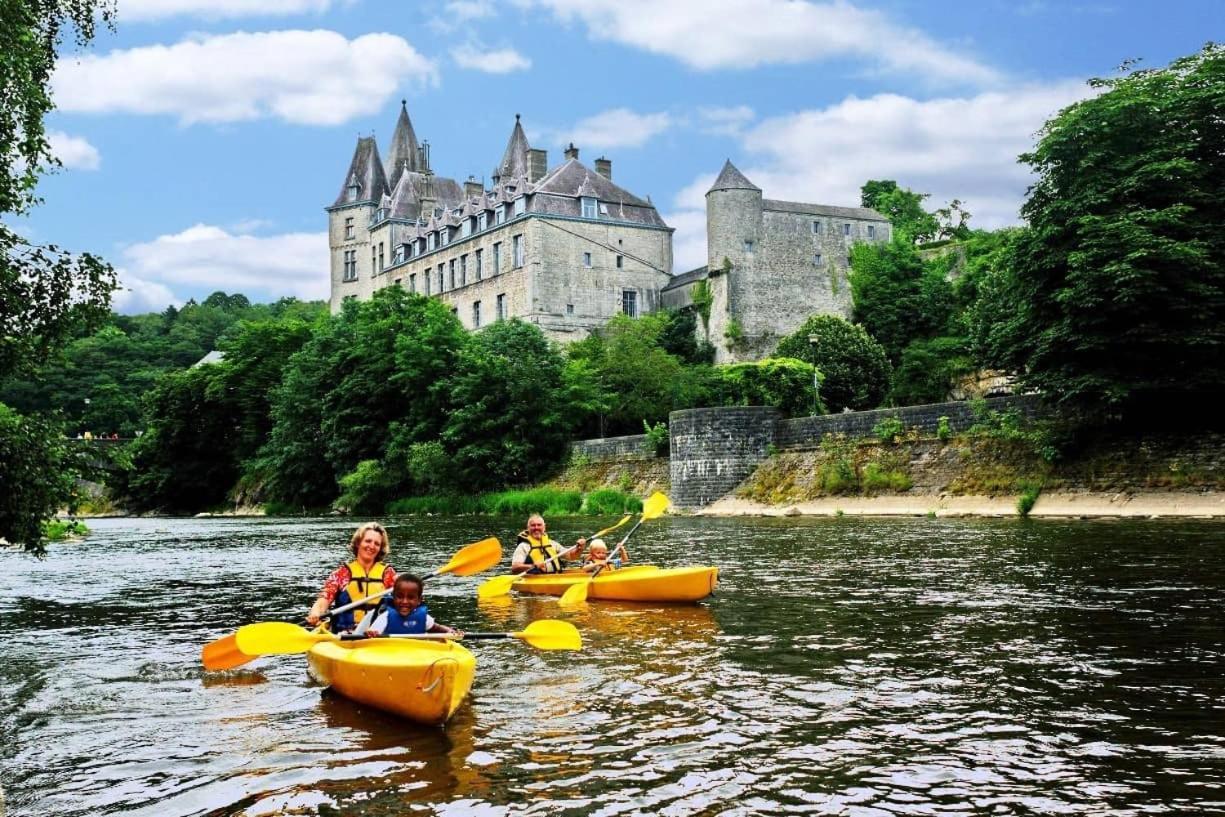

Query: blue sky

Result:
[17,0,1222,312]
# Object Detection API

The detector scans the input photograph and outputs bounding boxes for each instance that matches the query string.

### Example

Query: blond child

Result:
[581,538,629,573]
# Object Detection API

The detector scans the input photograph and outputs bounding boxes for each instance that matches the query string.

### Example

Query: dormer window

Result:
[478,212,487,231]
[461,219,471,238]
[428,233,436,251]
[440,228,450,246]
[514,197,526,217]
[347,182,360,202]
[495,205,506,225]
[581,197,597,219]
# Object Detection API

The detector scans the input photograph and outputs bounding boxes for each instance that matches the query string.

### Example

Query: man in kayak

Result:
[357,574,459,637]
[510,513,586,574]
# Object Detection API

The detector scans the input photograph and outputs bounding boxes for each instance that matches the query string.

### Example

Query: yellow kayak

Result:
[305,638,475,726]
[512,565,718,603]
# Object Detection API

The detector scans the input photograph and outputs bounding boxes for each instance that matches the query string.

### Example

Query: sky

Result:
[17,0,1223,313]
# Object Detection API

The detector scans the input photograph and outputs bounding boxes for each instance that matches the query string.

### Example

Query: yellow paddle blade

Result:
[557,579,590,609]
[437,537,502,577]
[201,632,256,671]
[592,514,632,540]
[641,491,670,522]
[235,621,337,656]
[515,619,582,651]
[477,573,519,600]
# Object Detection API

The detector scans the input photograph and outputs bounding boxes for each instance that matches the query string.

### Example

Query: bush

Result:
[936,415,952,441]
[1017,480,1043,517]
[714,357,823,416]
[335,459,398,515]
[862,462,912,492]
[643,420,669,456]
[483,488,583,516]
[582,489,643,516]
[873,416,905,443]
[386,494,488,515]
[776,315,891,412]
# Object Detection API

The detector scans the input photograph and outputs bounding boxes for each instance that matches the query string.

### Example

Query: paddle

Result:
[476,514,633,600]
[201,536,502,671]
[558,492,670,609]
[235,618,581,654]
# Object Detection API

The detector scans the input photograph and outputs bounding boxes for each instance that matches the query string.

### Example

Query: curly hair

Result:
[348,522,390,561]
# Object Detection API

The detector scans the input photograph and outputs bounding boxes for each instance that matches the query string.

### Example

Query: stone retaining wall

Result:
[669,406,782,508]
[570,433,654,462]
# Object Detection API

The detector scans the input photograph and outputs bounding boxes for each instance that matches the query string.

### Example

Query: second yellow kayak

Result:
[512,565,718,603]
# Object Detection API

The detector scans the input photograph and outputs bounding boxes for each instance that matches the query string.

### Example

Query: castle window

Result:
[394,245,404,264]
[347,182,359,202]
[567,303,574,316]
[743,240,754,254]
[425,272,431,295]
[449,259,456,289]
[493,242,502,272]
[478,212,487,231]
[496,293,506,320]
[371,246,377,276]
[475,248,483,280]
[378,242,384,271]
[461,219,471,238]
[512,234,524,268]
[438,266,444,292]
[813,253,823,266]
[473,300,482,328]
[343,250,357,281]
[846,255,853,266]
[409,273,417,293]
[344,217,354,239]
[616,254,624,269]
[843,223,851,236]
[460,254,468,286]
[621,289,638,318]
[495,206,506,225]
[581,197,597,219]
[867,225,876,238]
[583,252,592,268]
[440,228,450,246]
[812,220,822,234]
[514,197,526,216]
[428,233,436,251]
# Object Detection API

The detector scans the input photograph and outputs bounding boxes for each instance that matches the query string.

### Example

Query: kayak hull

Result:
[512,565,718,603]
[306,638,475,726]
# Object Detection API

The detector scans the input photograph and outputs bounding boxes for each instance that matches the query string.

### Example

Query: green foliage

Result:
[890,335,976,406]
[724,316,745,348]
[850,237,956,364]
[336,459,399,515]
[776,315,891,411]
[0,404,85,555]
[659,309,714,365]
[402,440,456,496]
[971,45,1225,421]
[690,280,713,330]
[714,357,823,417]
[581,489,642,516]
[873,416,905,443]
[816,434,857,494]
[860,180,940,244]
[1017,480,1043,518]
[936,415,952,442]
[386,494,488,515]
[42,519,88,540]
[643,420,669,456]
[968,403,1061,463]
[862,462,913,493]
[484,488,584,516]
[442,319,573,490]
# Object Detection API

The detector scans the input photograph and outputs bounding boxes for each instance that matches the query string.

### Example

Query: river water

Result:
[1,515,1223,816]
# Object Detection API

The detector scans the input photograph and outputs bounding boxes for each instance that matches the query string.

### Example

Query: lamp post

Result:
[808,333,820,415]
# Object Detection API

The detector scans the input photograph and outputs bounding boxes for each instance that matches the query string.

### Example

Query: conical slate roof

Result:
[707,159,760,194]
[385,100,421,190]
[496,115,531,180]
[332,136,388,207]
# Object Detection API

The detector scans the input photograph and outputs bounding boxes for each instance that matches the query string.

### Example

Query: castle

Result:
[328,104,889,361]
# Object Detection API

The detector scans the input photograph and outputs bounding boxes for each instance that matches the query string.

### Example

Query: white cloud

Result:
[522,0,1001,86]
[452,43,532,73]
[46,131,100,170]
[557,108,673,151]
[121,224,329,305]
[111,271,182,314]
[665,81,1093,272]
[52,30,437,126]
[697,105,755,136]
[430,0,497,32]
[117,0,336,21]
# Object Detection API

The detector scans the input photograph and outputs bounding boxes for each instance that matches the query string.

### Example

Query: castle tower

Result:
[705,160,762,363]
[384,99,420,191]
[328,135,389,310]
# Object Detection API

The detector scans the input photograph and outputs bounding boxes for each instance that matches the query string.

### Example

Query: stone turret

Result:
[385,99,420,190]
[705,160,762,362]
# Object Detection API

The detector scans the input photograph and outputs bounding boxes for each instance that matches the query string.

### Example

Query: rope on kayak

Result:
[419,656,458,694]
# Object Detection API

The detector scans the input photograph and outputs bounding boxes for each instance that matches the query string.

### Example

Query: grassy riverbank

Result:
[384,488,642,517]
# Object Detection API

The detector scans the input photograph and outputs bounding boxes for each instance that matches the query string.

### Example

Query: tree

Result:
[0,0,117,553]
[442,320,573,490]
[860,180,939,244]
[973,45,1225,420]
[776,315,891,411]
[849,237,955,364]
[714,358,823,416]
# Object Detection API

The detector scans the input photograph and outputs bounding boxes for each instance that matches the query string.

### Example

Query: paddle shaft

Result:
[340,632,513,642]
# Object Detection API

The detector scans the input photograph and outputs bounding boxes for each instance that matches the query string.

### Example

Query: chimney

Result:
[418,140,431,172]
[464,176,483,200]
[564,142,579,161]
[528,148,548,182]
[419,173,436,217]
[594,156,612,180]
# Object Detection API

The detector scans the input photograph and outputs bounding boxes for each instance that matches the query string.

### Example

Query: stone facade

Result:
[669,406,782,508]
[327,104,672,341]
[662,161,891,363]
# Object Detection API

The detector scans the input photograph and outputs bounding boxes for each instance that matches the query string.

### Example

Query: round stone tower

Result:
[705,160,763,362]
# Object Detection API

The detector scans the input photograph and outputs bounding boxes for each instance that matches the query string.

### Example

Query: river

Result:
[1,515,1223,816]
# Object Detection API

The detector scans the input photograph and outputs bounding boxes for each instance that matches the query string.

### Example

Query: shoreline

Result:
[701,491,1225,519]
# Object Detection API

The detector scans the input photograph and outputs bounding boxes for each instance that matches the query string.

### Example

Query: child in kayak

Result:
[581,538,628,573]
[358,574,460,637]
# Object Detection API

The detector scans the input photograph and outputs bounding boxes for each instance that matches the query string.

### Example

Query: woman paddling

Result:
[306,522,396,631]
